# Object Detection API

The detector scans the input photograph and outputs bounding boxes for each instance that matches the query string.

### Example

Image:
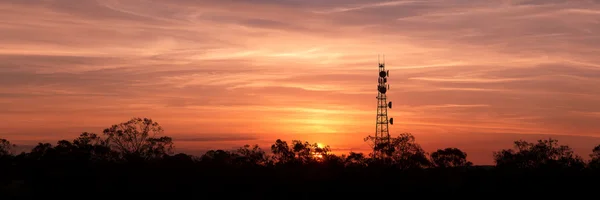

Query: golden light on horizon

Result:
[316,143,325,148]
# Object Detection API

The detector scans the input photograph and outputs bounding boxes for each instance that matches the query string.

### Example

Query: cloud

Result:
[510,0,570,6]
[314,0,426,14]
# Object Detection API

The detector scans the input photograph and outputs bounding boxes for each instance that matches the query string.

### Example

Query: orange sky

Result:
[1,0,600,164]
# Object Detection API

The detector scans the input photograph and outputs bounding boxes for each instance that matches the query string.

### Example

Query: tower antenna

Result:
[365,56,394,159]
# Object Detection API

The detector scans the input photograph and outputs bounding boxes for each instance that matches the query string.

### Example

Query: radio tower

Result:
[373,55,393,158]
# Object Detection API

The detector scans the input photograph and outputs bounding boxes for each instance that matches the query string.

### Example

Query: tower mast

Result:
[374,55,393,158]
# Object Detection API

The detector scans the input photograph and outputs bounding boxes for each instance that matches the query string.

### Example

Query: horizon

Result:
[2,0,600,165]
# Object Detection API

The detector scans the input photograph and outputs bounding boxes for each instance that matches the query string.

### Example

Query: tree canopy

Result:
[1,117,599,198]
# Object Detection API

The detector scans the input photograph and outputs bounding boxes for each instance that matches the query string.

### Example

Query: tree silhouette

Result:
[493,138,584,169]
[363,133,430,168]
[388,133,431,168]
[165,153,195,164]
[589,144,600,169]
[312,143,331,160]
[292,140,330,163]
[344,152,368,167]
[321,153,344,168]
[0,138,15,171]
[430,148,472,168]
[29,143,54,159]
[270,139,295,164]
[364,134,395,159]
[3,117,600,197]
[291,140,313,163]
[72,132,113,161]
[102,117,174,160]
[200,150,236,166]
[73,132,106,147]
[235,144,269,166]
[51,132,113,163]
[0,138,15,157]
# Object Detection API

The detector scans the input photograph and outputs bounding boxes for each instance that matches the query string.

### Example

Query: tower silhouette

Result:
[374,55,393,158]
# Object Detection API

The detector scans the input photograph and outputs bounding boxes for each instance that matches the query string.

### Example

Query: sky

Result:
[1,0,600,164]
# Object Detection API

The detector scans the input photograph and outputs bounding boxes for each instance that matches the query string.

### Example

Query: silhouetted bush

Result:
[1,117,600,198]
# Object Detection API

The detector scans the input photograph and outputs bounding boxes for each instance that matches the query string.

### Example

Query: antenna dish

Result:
[388,102,392,109]
[378,86,387,94]
[379,71,387,78]
[389,118,394,125]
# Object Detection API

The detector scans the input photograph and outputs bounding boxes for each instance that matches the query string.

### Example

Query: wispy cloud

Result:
[314,0,425,14]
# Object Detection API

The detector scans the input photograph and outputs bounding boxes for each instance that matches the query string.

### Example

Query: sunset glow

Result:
[317,143,325,148]
[2,0,600,164]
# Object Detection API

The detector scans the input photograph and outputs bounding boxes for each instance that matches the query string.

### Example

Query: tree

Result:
[313,143,331,161]
[344,152,367,167]
[0,138,16,168]
[102,117,174,160]
[291,140,329,163]
[73,132,106,147]
[164,153,195,165]
[0,138,15,157]
[363,135,395,158]
[271,139,295,164]
[235,144,269,166]
[291,140,314,163]
[493,138,584,169]
[364,133,430,168]
[200,150,236,165]
[51,132,113,162]
[73,132,113,161]
[322,153,343,164]
[589,144,600,169]
[269,139,331,165]
[430,148,472,168]
[29,143,55,160]
[389,133,431,168]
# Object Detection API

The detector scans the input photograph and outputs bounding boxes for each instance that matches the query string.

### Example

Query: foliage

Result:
[235,144,269,166]
[493,138,585,169]
[430,148,473,168]
[388,133,431,168]
[0,138,15,157]
[2,117,600,197]
[589,144,600,169]
[365,133,430,168]
[102,117,174,160]
[270,139,295,164]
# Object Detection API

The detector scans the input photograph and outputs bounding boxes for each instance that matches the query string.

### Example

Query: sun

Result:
[316,143,324,148]
[311,143,327,159]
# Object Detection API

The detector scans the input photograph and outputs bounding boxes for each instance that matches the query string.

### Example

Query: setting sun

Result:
[316,143,324,148]
[310,142,328,159]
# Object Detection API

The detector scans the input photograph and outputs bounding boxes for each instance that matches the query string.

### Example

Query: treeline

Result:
[1,117,600,198]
